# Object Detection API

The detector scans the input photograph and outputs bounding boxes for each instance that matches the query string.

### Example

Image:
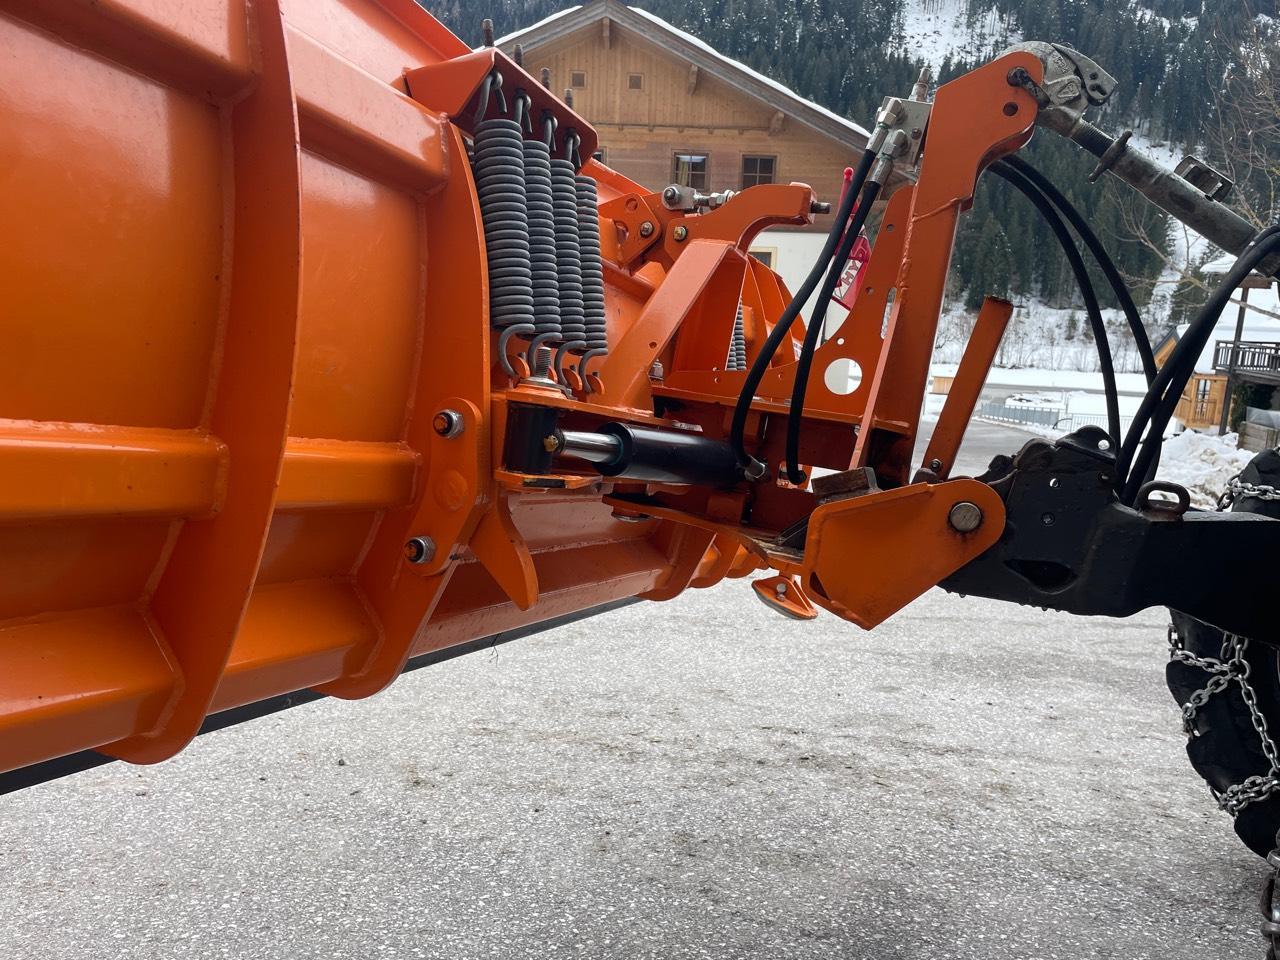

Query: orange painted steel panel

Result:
[287,26,450,190]
[1,0,255,97]
[105,0,303,765]
[211,580,374,713]
[0,518,173,623]
[0,12,224,429]
[0,422,225,521]
[256,511,382,586]
[280,0,467,84]
[276,439,418,511]
[293,150,425,443]
[0,609,175,774]
[321,123,495,701]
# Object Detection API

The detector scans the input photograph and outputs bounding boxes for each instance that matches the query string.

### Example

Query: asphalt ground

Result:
[2,420,1266,959]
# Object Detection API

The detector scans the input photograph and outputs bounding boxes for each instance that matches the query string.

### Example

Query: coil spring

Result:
[727,302,747,371]
[523,139,561,357]
[472,116,535,373]
[551,156,586,379]
[575,173,608,381]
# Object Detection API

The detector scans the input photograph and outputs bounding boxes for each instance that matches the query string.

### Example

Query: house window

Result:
[1196,378,1212,401]
[628,73,643,90]
[749,249,775,269]
[741,155,776,189]
[570,70,586,88]
[672,152,708,190]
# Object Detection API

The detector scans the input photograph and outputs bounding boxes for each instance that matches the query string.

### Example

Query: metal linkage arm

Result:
[1007,40,1271,270]
[941,427,1280,640]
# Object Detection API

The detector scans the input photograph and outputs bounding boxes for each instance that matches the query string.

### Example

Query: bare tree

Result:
[1120,7,1279,300]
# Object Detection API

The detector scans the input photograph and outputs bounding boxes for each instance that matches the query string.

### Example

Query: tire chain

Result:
[1176,470,1280,956]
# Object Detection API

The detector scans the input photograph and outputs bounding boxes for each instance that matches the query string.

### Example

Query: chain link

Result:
[1168,625,1280,815]
[1218,474,1280,511]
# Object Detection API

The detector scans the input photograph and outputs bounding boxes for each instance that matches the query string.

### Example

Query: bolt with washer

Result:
[432,409,464,438]
[672,225,688,242]
[639,220,654,237]
[948,501,983,533]
[404,536,436,564]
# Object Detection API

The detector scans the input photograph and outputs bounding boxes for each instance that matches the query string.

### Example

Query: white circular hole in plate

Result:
[823,358,862,396]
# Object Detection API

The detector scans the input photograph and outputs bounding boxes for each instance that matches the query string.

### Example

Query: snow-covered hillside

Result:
[896,0,1017,70]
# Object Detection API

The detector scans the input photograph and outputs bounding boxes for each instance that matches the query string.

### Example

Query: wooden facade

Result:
[497,0,877,235]
[1153,335,1228,431]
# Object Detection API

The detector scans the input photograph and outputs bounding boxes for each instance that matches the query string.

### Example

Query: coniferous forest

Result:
[425,0,1277,340]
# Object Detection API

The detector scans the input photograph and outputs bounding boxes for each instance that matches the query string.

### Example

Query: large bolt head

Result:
[432,409,464,438]
[404,536,436,564]
[948,501,983,533]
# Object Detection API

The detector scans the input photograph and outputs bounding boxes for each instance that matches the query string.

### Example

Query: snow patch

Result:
[1156,430,1253,508]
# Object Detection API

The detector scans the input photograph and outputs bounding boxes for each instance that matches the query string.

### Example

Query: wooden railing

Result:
[1214,340,1280,374]
[1175,394,1221,429]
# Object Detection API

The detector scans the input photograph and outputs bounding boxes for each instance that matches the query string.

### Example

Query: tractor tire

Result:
[1165,448,1280,858]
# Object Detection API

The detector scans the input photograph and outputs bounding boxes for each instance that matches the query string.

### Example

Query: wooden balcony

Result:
[1214,340,1280,382]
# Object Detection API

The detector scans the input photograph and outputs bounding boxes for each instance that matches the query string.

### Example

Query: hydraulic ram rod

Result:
[1044,113,1264,263]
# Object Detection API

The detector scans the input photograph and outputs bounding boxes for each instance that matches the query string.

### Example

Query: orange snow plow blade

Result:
[1,0,1051,786]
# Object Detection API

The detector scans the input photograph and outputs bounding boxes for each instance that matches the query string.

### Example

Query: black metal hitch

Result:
[942,427,1280,640]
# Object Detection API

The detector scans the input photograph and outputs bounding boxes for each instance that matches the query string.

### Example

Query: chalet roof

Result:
[493,0,871,148]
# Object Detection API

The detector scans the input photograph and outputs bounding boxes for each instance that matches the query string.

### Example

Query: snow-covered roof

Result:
[493,0,870,143]
[495,6,582,44]
[624,7,869,139]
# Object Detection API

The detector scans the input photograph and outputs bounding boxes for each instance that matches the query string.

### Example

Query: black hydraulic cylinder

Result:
[561,423,742,486]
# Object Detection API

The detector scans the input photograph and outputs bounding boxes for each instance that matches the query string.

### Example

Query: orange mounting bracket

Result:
[404,48,599,157]
[795,479,1006,629]
[917,295,1014,482]
[752,574,818,620]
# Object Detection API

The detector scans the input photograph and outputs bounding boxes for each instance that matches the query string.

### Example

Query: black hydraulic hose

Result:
[730,149,876,473]
[1117,223,1280,498]
[783,178,881,484]
[989,164,1123,457]
[1120,228,1280,503]
[999,155,1157,386]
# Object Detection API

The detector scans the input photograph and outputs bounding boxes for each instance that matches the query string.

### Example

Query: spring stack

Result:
[470,72,535,373]
[726,302,747,371]
[523,107,561,356]
[575,165,608,378]
[551,137,586,377]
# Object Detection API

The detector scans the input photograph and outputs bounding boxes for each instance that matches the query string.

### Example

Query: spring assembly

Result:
[575,168,609,383]
[471,72,535,376]
[551,135,586,380]
[523,110,562,360]
[726,302,747,371]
